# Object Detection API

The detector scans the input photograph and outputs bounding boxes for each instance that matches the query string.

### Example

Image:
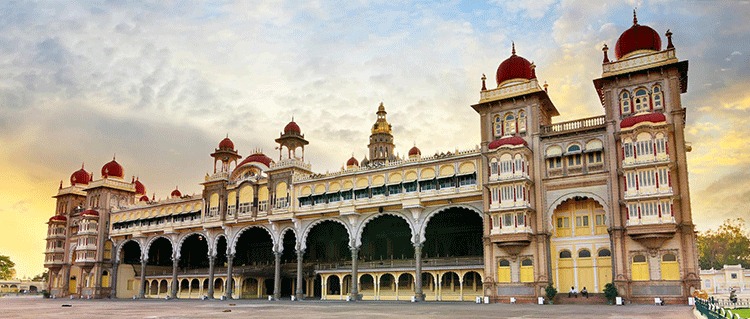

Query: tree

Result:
[697,218,750,270]
[0,255,15,280]
[32,270,48,282]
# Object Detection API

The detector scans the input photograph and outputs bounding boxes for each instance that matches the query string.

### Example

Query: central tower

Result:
[367,102,396,166]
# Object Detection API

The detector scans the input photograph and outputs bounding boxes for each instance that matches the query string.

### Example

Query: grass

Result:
[730,308,750,318]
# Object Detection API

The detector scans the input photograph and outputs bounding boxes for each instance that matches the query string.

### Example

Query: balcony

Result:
[541,115,606,136]
[622,155,670,168]
[489,201,531,212]
[624,186,673,200]
[489,227,533,255]
[488,173,530,183]
[626,219,677,249]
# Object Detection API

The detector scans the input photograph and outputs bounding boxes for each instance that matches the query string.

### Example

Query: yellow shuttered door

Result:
[497,260,511,283]
[631,255,650,281]
[597,250,612,292]
[661,254,680,280]
[520,258,534,283]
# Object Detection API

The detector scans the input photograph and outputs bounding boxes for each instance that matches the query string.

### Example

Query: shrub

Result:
[545,283,558,303]
[604,283,618,302]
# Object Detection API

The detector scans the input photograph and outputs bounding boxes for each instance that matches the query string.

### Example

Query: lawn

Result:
[731,308,750,318]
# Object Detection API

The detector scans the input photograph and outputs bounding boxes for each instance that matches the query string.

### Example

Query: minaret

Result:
[367,102,396,166]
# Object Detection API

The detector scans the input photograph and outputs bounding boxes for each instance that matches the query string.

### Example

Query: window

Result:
[500,157,513,175]
[547,157,561,169]
[557,217,570,228]
[628,203,638,219]
[567,145,582,166]
[458,173,476,186]
[634,88,649,112]
[595,214,605,226]
[494,115,503,137]
[732,273,738,279]
[559,250,572,259]
[576,215,589,227]
[502,214,514,227]
[652,85,663,109]
[518,111,527,133]
[636,139,654,158]
[598,249,612,257]
[588,151,603,164]
[516,213,525,227]
[492,215,500,228]
[620,91,631,114]
[623,142,633,158]
[490,160,498,175]
[498,259,511,283]
[632,254,650,281]
[578,249,591,258]
[520,258,533,283]
[504,113,516,135]
[501,185,514,202]
[658,168,669,187]
[661,254,679,280]
[655,135,667,155]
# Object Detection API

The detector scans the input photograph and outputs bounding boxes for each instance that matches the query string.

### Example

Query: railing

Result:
[602,49,677,76]
[314,256,483,271]
[480,79,540,102]
[270,158,312,171]
[695,297,746,319]
[541,115,606,135]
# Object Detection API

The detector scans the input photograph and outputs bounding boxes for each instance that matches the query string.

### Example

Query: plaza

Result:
[1,297,694,319]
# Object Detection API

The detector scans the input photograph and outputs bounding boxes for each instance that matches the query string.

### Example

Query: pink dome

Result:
[488,136,527,150]
[101,158,124,178]
[70,164,91,186]
[615,12,662,59]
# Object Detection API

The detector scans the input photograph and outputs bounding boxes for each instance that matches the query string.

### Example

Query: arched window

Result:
[634,88,649,112]
[559,250,572,258]
[518,110,527,133]
[567,144,582,167]
[652,85,663,109]
[493,115,503,137]
[503,113,516,136]
[578,249,591,258]
[620,91,631,114]
[490,158,498,176]
[499,154,513,175]
[498,259,511,283]
[598,249,612,257]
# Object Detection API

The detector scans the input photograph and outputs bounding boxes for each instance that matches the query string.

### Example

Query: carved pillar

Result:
[207,255,216,299]
[138,259,147,298]
[414,243,425,301]
[170,259,179,298]
[350,247,359,301]
[111,262,119,298]
[295,249,304,301]
[225,254,234,299]
[273,251,282,300]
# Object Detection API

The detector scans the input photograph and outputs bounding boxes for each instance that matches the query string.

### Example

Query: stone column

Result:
[273,251,282,300]
[139,259,147,298]
[111,262,119,298]
[295,249,304,301]
[225,254,234,299]
[170,259,179,299]
[207,255,216,299]
[414,243,424,301]
[350,247,359,301]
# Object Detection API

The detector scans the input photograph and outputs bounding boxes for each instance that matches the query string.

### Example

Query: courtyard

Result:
[1,297,695,319]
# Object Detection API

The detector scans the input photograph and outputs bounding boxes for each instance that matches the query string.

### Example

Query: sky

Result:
[0,0,748,278]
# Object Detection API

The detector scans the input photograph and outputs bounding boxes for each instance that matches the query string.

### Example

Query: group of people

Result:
[568,286,589,298]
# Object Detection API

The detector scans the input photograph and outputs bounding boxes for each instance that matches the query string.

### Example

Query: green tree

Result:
[32,270,48,282]
[697,218,750,270]
[0,255,15,280]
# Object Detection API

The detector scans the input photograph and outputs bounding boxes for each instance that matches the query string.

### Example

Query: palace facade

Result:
[44,13,700,303]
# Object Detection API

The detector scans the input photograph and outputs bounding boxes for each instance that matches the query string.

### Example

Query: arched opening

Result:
[213,278,224,296]
[326,275,341,296]
[304,221,350,263]
[398,273,414,298]
[263,278,274,296]
[215,236,228,269]
[551,197,611,292]
[423,207,483,258]
[440,272,460,300]
[118,240,142,298]
[147,237,173,280]
[422,273,436,300]
[242,278,259,298]
[360,215,413,262]
[360,274,375,299]
[463,271,483,295]
[179,279,189,298]
[179,234,209,270]
[149,280,158,296]
[190,279,200,298]
[379,273,396,299]
[159,279,168,295]
[101,270,110,288]
[234,228,274,266]
[281,277,293,297]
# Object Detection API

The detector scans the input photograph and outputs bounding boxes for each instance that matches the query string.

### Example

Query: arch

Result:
[559,250,572,259]
[546,192,611,230]
[388,172,403,183]
[458,162,476,174]
[115,239,143,263]
[597,248,612,257]
[175,231,208,257]
[342,180,354,190]
[300,218,353,251]
[212,234,228,257]
[633,87,649,112]
[585,139,603,152]
[578,249,592,258]
[328,182,341,192]
[144,235,175,258]
[276,182,288,198]
[277,226,299,253]
[300,186,312,196]
[238,185,253,203]
[404,170,418,182]
[438,165,455,177]
[313,184,326,195]
[545,145,563,157]
[230,225,276,255]
[355,177,368,189]
[620,90,632,114]
[419,168,435,180]
[355,212,416,248]
[418,204,483,244]
[566,144,581,153]
[258,186,269,202]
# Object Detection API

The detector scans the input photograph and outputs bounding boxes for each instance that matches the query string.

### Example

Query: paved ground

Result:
[1,296,695,319]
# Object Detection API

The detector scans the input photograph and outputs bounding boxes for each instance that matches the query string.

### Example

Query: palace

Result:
[44,13,700,303]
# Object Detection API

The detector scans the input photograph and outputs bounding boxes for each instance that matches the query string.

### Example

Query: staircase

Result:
[554,293,608,305]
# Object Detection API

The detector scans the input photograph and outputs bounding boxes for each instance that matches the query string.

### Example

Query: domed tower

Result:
[210,136,242,174]
[367,102,397,166]
[275,118,309,161]
[593,10,698,302]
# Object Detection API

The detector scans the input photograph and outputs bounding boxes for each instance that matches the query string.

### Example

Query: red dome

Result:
[408,146,421,156]
[49,215,67,223]
[70,164,91,186]
[101,158,124,178]
[238,152,274,168]
[81,209,99,217]
[346,156,359,167]
[284,121,301,134]
[133,178,146,195]
[139,195,150,202]
[488,136,528,150]
[171,187,182,198]
[218,137,235,150]
[496,45,535,86]
[615,14,661,59]
[620,112,666,129]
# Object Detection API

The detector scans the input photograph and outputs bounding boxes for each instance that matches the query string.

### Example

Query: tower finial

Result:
[511,41,516,55]
[113,153,116,160]
[481,73,487,91]
[666,29,674,49]
[633,8,638,25]
[81,162,85,169]
[602,43,610,63]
